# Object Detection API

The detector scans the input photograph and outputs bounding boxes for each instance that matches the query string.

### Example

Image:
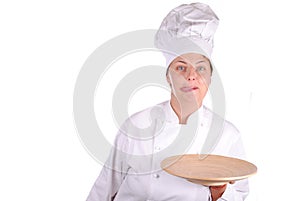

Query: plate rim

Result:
[161,154,257,182]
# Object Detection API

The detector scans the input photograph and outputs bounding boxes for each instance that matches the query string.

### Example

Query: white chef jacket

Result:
[87,101,249,201]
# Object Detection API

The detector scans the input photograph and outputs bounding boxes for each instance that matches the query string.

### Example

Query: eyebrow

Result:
[176,60,187,64]
[175,60,207,65]
[196,60,206,64]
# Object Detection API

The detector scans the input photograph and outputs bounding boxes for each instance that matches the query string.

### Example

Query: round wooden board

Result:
[161,154,257,186]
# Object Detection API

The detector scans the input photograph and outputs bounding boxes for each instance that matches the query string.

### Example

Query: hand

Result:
[209,181,235,201]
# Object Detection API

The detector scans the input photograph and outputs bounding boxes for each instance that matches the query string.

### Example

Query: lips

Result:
[180,86,199,92]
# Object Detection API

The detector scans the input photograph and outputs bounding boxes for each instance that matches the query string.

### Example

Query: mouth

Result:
[180,86,199,92]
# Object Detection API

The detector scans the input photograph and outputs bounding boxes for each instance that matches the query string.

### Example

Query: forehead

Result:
[171,53,210,65]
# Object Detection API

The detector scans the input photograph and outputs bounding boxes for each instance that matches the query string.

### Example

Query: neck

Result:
[170,94,202,124]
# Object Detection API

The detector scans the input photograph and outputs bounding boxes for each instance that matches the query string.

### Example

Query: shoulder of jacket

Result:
[203,106,240,135]
[123,101,168,128]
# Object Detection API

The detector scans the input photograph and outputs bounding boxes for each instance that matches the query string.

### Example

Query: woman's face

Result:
[167,53,212,106]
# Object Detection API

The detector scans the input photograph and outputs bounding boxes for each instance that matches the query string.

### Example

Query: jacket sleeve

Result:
[217,179,249,201]
[218,131,249,201]
[86,131,129,201]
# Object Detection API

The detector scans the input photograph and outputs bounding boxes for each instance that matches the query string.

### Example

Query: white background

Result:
[1,0,300,200]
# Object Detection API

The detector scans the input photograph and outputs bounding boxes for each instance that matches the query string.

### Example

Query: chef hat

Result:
[154,2,219,67]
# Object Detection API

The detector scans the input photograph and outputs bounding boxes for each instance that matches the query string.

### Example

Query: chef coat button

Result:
[153,173,160,178]
[154,146,161,151]
[200,123,203,127]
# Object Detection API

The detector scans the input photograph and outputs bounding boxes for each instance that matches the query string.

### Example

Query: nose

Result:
[187,68,197,81]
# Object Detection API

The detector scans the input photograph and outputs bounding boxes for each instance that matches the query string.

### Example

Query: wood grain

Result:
[161,154,257,186]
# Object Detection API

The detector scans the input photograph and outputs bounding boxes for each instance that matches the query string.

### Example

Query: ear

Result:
[166,67,172,86]
[166,74,171,85]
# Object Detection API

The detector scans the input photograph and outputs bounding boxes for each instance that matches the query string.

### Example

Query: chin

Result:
[182,95,202,105]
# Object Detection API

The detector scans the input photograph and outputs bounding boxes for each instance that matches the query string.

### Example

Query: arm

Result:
[210,124,250,201]
[86,166,123,201]
[86,132,129,201]
[218,134,249,201]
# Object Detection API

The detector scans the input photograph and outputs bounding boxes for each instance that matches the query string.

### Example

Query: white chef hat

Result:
[154,2,219,67]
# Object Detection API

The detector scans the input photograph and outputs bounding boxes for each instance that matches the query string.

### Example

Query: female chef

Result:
[87,2,249,201]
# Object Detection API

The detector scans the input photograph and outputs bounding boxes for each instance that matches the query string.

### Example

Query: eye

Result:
[196,66,206,72]
[177,66,186,71]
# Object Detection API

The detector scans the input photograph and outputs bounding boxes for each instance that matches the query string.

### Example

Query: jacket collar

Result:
[163,100,205,124]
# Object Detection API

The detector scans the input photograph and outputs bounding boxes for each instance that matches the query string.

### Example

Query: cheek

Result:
[198,75,211,87]
[168,72,186,85]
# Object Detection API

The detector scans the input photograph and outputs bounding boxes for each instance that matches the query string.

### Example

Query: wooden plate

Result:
[161,154,257,186]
